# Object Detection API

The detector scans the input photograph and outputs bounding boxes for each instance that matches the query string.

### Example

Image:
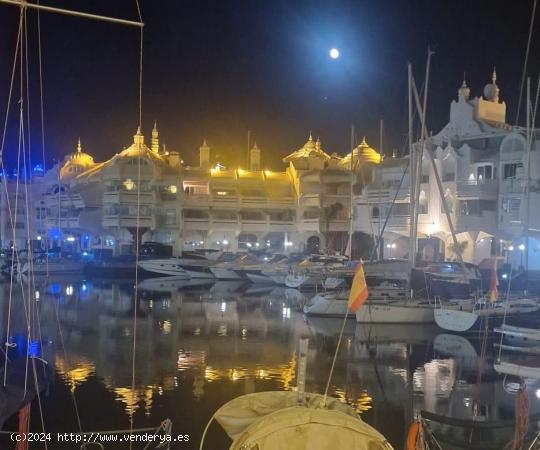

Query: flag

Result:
[348,261,369,312]
[488,262,498,302]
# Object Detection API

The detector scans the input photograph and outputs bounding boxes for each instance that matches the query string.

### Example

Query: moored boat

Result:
[434,297,539,333]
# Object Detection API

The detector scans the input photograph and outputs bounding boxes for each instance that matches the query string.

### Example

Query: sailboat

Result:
[354,56,480,324]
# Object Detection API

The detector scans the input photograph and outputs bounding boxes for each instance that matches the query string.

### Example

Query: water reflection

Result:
[0,277,539,449]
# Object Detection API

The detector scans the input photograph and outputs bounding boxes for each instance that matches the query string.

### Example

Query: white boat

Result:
[209,266,243,280]
[494,323,540,347]
[284,272,307,288]
[235,254,289,284]
[356,300,442,324]
[304,284,411,319]
[138,275,194,292]
[137,259,191,277]
[209,253,255,280]
[494,360,540,379]
[434,298,539,333]
[303,293,354,318]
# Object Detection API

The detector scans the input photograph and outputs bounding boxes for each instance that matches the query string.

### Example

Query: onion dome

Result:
[483,67,500,103]
[60,138,95,180]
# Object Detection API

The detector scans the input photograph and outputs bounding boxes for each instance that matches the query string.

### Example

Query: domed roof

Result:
[340,137,381,167]
[283,133,330,162]
[60,139,96,180]
[64,138,95,165]
[483,68,500,102]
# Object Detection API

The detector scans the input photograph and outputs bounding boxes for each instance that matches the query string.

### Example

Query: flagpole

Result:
[322,310,350,406]
[322,262,368,406]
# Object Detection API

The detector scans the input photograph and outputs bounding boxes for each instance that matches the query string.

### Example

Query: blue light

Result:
[28,340,41,358]
[33,164,44,173]
[81,283,87,291]
[82,251,88,256]
[84,235,90,240]
[48,283,61,295]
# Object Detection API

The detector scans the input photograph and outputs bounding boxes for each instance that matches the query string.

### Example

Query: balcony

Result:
[456,179,498,199]
[102,215,154,229]
[182,194,211,207]
[44,217,80,229]
[300,194,321,208]
[104,191,155,204]
[455,211,498,234]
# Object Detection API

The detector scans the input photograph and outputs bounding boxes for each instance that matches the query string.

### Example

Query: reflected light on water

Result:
[113,386,154,416]
[55,356,95,392]
[333,388,373,413]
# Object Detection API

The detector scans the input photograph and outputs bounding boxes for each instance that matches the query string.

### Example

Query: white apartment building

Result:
[358,70,540,271]
[7,125,381,257]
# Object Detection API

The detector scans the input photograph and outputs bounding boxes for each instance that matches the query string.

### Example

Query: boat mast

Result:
[346,124,355,258]
[408,63,418,270]
[410,73,465,267]
[378,119,383,260]
[525,77,531,281]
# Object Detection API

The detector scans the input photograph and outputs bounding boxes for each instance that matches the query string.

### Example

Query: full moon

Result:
[329,48,340,59]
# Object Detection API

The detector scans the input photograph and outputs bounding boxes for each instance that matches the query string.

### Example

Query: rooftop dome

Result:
[283,133,330,162]
[60,139,95,180]
[340,137,381,168]
[483,68,500,103]
[64,138,95,165]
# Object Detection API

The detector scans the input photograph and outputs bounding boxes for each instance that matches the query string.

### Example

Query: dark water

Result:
[1,276,540,449]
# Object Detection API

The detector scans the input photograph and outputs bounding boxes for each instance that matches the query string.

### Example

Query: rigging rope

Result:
[130,1,144,447]
[515,0,537,126]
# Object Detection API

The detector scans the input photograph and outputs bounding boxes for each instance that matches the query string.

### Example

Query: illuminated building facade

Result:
[358,70,540,270]
[26,126,381,256]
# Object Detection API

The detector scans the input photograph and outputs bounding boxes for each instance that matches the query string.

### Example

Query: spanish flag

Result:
[348,261,369,312]
[488,262,498,303]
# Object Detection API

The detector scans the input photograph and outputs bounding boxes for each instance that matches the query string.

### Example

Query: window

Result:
[419,203,428,214]
[460,201,469,216]
[371,206,380,218]
[502,198,520,213]
[392,203,409,216]
[421,174,429,183]
[477,165,493,181]
[442,172,455,182]
[503,163,523,179]
[459,199,496,215]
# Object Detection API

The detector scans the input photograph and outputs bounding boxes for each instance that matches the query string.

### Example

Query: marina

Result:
[2,276,540,449]
[2,0,540,448]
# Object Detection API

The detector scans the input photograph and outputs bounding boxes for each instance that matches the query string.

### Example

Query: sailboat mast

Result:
[525,77,531,277]
[378,119,383,258]
[346,124,355,258]
[408,63,417,269]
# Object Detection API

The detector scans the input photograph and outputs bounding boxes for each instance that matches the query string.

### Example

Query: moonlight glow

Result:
[329,48,340,59]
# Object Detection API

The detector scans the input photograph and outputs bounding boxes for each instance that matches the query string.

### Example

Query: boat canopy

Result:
[213,391,393,450]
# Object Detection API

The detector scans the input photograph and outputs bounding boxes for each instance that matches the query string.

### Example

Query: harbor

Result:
[3,0,540,448]
[3,276,540,449]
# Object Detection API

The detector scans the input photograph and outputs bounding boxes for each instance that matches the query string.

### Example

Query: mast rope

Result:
[515,0,537,126]
[130,0,144,446]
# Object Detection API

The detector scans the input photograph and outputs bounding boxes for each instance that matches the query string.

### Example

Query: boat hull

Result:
[355,302,437,323]
[137,259,190,277]
[209,267,242,280]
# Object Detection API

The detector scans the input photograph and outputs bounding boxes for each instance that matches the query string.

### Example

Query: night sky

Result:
[0,0,538,170]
